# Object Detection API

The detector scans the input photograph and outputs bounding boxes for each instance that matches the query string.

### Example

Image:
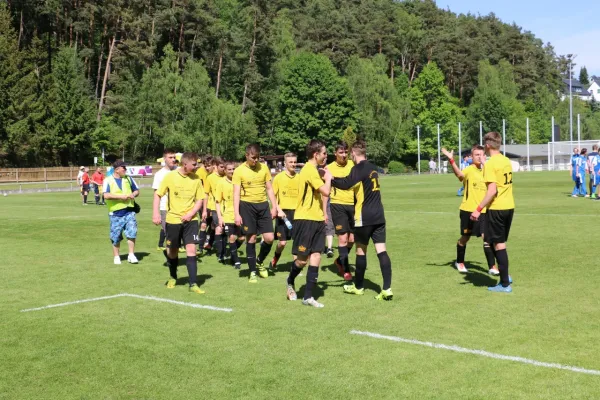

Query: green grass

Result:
[1,171,599,399]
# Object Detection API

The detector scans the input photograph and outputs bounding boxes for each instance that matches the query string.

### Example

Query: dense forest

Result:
[1,0,599,167]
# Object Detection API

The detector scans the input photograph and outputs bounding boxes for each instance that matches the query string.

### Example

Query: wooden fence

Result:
[0,166,163,183]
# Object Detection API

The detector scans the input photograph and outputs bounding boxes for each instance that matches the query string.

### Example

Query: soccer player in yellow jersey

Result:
[470,132,515,293]
[216,161,244,269]
[328,141,357,281]
[198,154,213,252]
[203,157,226,261]
[443,145,498,275]
[286,140,333,308]
[233,144,278,283]
[153,152,205,294]
[269,152,298,271]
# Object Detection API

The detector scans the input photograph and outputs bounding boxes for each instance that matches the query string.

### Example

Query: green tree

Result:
[579,66,589,86]
[274,51,358,158]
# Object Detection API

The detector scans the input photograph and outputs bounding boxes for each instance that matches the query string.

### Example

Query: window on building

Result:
[597,89,600,94]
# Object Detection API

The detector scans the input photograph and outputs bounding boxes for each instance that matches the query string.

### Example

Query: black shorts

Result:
[354,223,386,245]
[224,223,241,238]
[165,220,199,248]
[459,210,482,237]
[275,209,294,241]
[484,209,514,244]
[240,201,273,236]
[82,184,90,192]
[93,184,100,195]
[205,209,214,225]
[211,210,219,225]
[331,204,355,234]
[292,220,325,257]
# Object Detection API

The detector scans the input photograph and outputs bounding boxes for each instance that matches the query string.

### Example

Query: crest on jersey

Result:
[277,232,282,238]
[298,245,306,252]
[336,225,342,230]
[243,226,249,232]
[166,240,171,246]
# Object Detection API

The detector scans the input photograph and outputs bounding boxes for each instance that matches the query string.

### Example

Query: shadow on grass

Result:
[119,252,151,262]
[460,271,497,287]
[175,273,213,287]
[296,278,380,300]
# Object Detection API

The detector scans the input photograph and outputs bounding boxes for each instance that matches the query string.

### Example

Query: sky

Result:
[440,0,600,78]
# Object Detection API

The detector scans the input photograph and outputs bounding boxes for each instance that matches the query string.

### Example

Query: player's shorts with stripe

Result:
[484,209,514,244]
[459,210,483,237]
[354,223,386,245]
[331,204,355,234]
[165,220,199,248]
[292,220,325,257]
[240,201,273,235]
[275,209,294,241]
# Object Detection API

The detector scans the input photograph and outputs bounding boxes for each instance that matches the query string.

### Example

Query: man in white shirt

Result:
[152,149,178,250]
[429,159,437,174]
[77,166,85,200]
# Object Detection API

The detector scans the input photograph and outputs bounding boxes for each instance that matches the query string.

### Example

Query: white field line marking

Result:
[386,210,600,218]
[20,293,232,313]
[350,330,600,376]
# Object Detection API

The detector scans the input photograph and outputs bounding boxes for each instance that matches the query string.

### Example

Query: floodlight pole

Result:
[479,121,483,145]
[569,59,573,143]
[551,115,555,171]
[458,122,462,166]
[502,119,506,155]
[417,126,421,175]
[437,124,441,174]
[577,113,581,148]
[526,117,530,171]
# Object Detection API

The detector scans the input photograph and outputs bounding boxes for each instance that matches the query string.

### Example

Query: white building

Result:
[588,77,600,102]
[560,78,592,102]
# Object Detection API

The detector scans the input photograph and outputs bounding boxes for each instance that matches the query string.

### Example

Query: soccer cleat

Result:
[572,195,578,198]
[127,254,139,264]
[302,297,324,308]
[509,275,513,284]
[334,258,345,276]
[257,262,268,278]
[157,246,166,251]
[270,256,279,271]
[375,288,394,301]
[488,265,500,276]
[113,256,122,265]
[343,283,365,295]
[203,243,212,250]
[178,247,185,253]
[343,272,353,281]
[248,271,258,283]
[189,283,205,294]
[217,257,224,264]
[455,262,468,273]
[488,284,512,293]
[326,248,334,258]
[286,284,297,301]
[234,262,241,269]
[165,278,176,289]
[592,194,597,199]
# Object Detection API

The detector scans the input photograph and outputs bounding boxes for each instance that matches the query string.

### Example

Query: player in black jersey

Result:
[331,139,393,300]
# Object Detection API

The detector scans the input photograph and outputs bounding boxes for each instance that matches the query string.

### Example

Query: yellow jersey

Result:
[459,165,487,213]
[156,169,204,224]
[232,162,272,203]
[483,154,515,210]
[295,162,325,221]
[327,160,356,205]
[215,178,234,224]
[272,171,299,210]
[197,166,208,182]
[204,173,224,210]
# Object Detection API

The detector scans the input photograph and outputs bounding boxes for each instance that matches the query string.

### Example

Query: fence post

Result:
[44,168,47,182]
[16,170,19,183]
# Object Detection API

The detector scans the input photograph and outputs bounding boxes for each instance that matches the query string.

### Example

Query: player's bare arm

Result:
[470,182,497,221]
[331,166,359,190]
[265,180,278,219]
[233,184,242,226]
[442,147,464,181]
[182,198,203,223]
[152,191,162,225]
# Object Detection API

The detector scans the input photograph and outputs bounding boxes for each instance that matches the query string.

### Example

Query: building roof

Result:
[501,144,548,158]
[562,78,591,96]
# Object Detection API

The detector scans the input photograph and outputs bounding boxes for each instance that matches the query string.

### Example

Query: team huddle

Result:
[569,145,600,198]
[146,139,392,307]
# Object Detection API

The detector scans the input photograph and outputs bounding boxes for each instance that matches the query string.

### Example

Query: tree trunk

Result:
[216,42,224,98]
[17,10,23,49]
[378,37,382,54]
[97,36,116,121]
[177,20,185,68]
[390,59,394,84]
[242,8,258,114]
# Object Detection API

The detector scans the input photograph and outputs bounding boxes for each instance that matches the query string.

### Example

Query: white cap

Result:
[79,166,85,170]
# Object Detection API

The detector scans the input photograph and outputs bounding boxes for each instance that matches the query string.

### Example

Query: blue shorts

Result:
[109,212,138,245]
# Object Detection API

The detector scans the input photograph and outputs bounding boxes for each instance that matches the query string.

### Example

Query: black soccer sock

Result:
[287,260,302,286]
[208,227,215,247]
[257,241,273,263]
[338,246,350,272]
[95,194,100,204]
[158,229,165,248]
[355,255,367,290]
[456,242,466,264]
[345,244,353,268]
[483,243,496,268]
[221,236,228,259]
[236,238,244,248]
[198,229,207,248]
[215,234,223,259]
[495,249,510,287]
[186,256,198,286]
[377,251,392,290]
[83,194,88,203]
[101,194,105,203]
[167,256,178,280]
[274,251,282,260]
[304,266,319,300]
[229,241,240,264]
[246,242,257,272]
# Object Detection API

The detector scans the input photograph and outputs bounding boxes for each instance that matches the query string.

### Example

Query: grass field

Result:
[2,171,600,399]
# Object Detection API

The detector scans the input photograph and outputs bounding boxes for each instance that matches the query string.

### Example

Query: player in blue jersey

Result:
[587,145,600,199]
[578,148,588,197]
[456,154,472,196]
[570,148,581,197]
